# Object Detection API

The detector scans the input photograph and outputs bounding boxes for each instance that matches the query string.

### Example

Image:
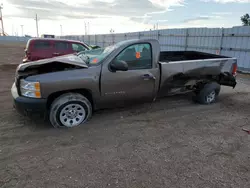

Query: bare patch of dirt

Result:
[0,42,25,65]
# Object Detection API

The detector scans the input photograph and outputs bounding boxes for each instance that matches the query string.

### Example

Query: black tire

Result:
[194,82,221,105]
[49,93,92,128]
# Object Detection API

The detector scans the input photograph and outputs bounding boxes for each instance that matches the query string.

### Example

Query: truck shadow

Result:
[95,92,195,115]
[10,91,250,131]
[10,93,195,130]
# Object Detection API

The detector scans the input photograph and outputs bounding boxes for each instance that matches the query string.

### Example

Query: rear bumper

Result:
[11,83,47,116]
[219,72,237,88]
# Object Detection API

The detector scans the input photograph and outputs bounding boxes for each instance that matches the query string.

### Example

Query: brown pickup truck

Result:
[11,39,237,128]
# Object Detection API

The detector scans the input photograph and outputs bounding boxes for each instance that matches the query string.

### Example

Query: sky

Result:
[0,0,250,36]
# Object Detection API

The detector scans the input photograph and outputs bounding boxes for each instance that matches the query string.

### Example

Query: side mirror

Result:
[110,60,128,72]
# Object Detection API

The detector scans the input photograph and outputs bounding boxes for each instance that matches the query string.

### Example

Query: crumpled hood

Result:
[17,54,88,72]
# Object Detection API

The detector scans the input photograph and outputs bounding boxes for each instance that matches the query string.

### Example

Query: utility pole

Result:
[60,24,62,36]
[84,22,87,35]
[15,27,18,36]
[20,25,24,36]
[35,14,39,37]
[88,22,90,35]
[12,24,14,35]
[0,3,5,36]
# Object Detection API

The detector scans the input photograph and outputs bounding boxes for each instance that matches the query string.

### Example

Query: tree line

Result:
[241,13,250,26]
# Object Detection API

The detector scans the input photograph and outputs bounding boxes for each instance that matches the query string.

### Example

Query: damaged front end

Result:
[14,54,89,95]
[16,54,88,78]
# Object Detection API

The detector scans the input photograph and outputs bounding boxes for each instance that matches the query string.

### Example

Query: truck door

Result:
[100,43,160,107]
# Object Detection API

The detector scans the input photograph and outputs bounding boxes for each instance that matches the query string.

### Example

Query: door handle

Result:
[53,52,60,55]
[141,74,156,80]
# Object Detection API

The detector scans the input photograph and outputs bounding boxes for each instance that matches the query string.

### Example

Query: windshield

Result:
[78,45,116,65]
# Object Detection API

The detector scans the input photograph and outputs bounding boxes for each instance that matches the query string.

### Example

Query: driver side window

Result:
[115,43,152,70]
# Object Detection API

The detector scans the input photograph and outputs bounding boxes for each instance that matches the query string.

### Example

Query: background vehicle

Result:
[23,38,91,63]
[41,34,55,38]
[12,39,237,128]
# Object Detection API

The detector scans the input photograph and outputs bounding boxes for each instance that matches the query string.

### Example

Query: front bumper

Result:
[11,83,47,116]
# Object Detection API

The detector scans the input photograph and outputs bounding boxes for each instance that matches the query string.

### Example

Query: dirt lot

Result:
[0,43,250,188]
[0,42,25,65]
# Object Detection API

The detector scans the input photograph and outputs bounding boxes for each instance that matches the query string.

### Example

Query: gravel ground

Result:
[0,65,250,188]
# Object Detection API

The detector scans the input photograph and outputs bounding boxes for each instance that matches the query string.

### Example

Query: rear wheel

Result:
[49,93,92,128]
[194,82,221,105]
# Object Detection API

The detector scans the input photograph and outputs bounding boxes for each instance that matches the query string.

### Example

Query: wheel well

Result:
[46,89,93,109]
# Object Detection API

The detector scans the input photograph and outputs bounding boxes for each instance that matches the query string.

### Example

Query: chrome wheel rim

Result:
[206,91,216,103]
[59,104,86,127]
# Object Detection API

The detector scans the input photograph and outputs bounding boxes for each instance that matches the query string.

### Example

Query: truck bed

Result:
[158,51,237,97]
[159,51,229,62]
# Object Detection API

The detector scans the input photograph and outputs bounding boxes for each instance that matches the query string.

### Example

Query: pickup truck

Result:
[11,39,237,128]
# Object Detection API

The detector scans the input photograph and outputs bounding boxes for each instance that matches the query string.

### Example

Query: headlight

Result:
[20,79,41,98]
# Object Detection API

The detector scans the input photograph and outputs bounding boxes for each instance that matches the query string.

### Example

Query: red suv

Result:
[23,38,91,63]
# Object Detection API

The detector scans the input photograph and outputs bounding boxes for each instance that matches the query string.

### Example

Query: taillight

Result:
[25,50,31,59]
[232,63,237,76]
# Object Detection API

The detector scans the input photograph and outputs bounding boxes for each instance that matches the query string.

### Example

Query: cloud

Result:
[4,0,182,24]
[4,5,106,20]
[149,0,185,8]
[183,15,221,23]
[156,19,168,22]
[129,9,173,24]
[4,0,157,19]
[212,12,232,15]
[130,16,150,23]
[201,0,250,3]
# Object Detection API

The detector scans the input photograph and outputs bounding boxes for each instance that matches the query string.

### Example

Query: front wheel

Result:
[49,93,92,128]
[194,82,221,105]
